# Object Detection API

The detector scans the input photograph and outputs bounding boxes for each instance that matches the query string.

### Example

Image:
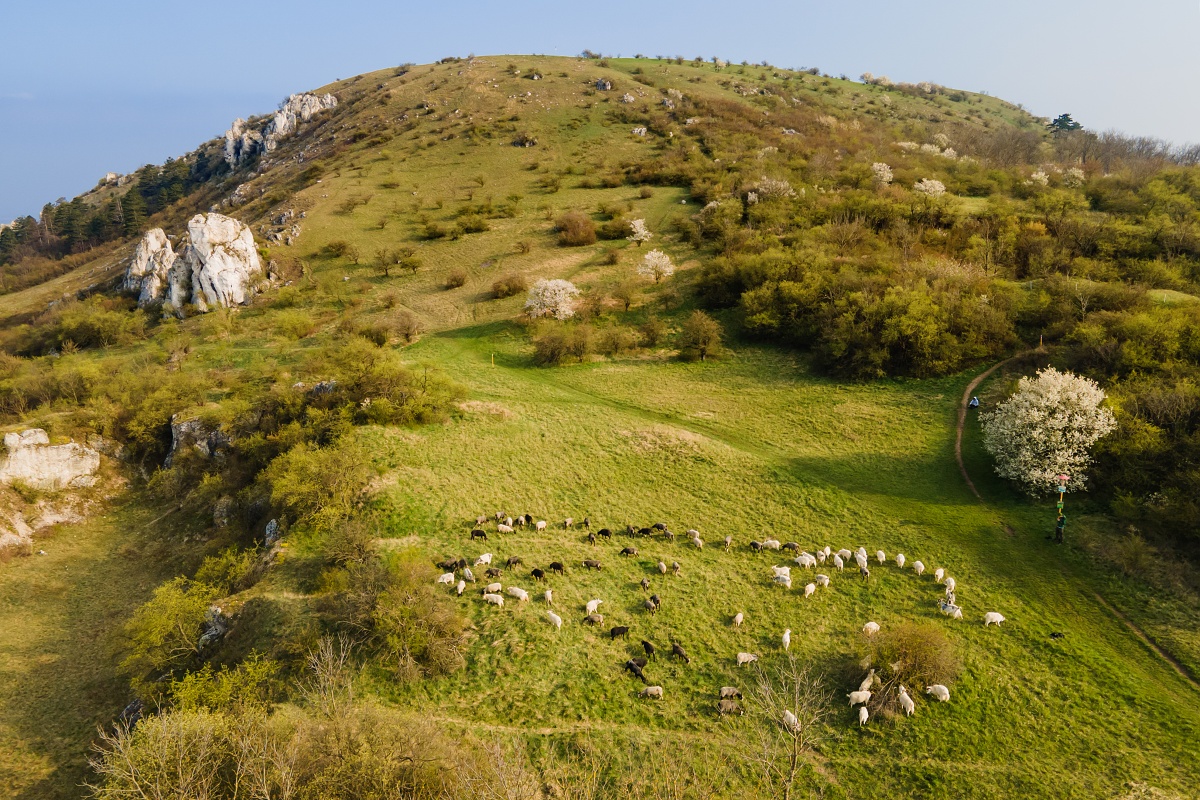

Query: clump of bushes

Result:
[492,273,529,298]
[556,211,597,246]
[444,268,468,289]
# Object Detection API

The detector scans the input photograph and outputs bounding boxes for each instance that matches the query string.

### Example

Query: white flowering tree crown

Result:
[871,162,893,185]
[524,278,581,320]
[627,218,653,246]
[637,249,675,283]
[913,178,946,198]
[980,367,1117,496]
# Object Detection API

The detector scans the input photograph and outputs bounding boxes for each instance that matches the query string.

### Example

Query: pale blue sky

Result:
[1,0,1196,222]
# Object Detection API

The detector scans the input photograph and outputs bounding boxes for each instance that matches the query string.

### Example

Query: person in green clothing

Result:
[1054,513,1066,543]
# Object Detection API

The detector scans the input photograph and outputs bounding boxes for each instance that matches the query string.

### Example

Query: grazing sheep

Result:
[833,555,844,571]
[657,561,668,574]
[782,629,791,651]
[816,550,827,563]
[895,553,906,569]
[507,587,529,602]
[435,559,458,572]
[782,710,799,732]
[983,612,1006,627]
[548,562,565,575]
[497,524,514,534]
[598,528,612,539]
[535,520,547,532]
[495,512,505,522]
[749,541,764,552]
[934,567,945,583]
[671,643,691,664]
[644,599,658,615]
[485,582,503,594]
[584,613,604,626]
[531,568,546,581]
[763,539,782,550]
[876,550,886,564]
[583,559,602,570]
[926,684,950,702]
[506,556,523,568]
[718,698,742,717]
[649,594,661,609]
[847,690,872,706]
[544,589,553,606]
[485,567,502,579]
[471,529,488,541]
[944,577,956,594]
[913,561,925,576]
[691,536,704,550]
[720,686,742,699]
[736,652,759,666]
[586,599,603,615]
[859,669,875,693]
[823,546,832,557]
[611,626,630,640]
[804,583,816,598]
[772,575,793,589]
[898,685,915,716]
[476,515,488,526]
[640,577,651,591]
[782,541,800,552]
[456,580,466,596]
[437,572,456,584]
[475,553,493,566]
[854,553,868,570]
[653,522,668,532]
[587,532,596,546]
[462,567,476,582]
[686,529,700,538]
[724,535,733,551]
[523,514,533,525]
[858,706,869,726]
[639,686,664,699]
[638,528,653,538]
[771,565,791,578]
[859,565,870,583]
[862,621,880,636]
[564,518,574,529]
[733,612,744,627]
[582,517,590,529]
[815,574,830,587]
[672,561,681,576]
[547,611,562,629]
[661,529,675,541]
[620,547,638,557]
[624,660,647,683]
[937,599,963,620]
[642,640,656,660]
[483,593,505,607]
[504,517,513,527]
[837,549,853,562]
[514,516,526,527]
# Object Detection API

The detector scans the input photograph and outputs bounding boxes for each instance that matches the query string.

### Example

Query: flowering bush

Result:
[755,176,798,200]
[913,178,946,198]
[895,141,919,151]
[627,218,652,246]
[1026,170,1050,187]
[871,162,893,185]
[1064,167,1086,188]
[524,279,581,320]
[920,143,942,156]
[637,249,675,283]
[932,133,951,149]
[981,367,1117,496]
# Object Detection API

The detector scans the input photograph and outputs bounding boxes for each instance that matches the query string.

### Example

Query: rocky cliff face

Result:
[224,92,337,166]
[124,214,262,312]
[0,429,100,491]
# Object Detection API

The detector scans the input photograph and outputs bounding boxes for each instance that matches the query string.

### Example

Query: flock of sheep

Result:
[435,512,1007,726]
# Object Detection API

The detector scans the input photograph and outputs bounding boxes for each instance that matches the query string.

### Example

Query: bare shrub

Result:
[556,211,597,246]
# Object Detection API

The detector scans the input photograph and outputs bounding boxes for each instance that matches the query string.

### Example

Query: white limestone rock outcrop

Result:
[124,228,177,306]
[178,213,263,311]
[0,429,100,491]
[224,92,337,166]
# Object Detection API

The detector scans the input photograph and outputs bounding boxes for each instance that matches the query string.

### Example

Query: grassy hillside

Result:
[0,55,1198,799]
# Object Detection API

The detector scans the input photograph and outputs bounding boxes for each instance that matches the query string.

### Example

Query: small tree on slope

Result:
[524,278,581,320]
[981,367,1117,496]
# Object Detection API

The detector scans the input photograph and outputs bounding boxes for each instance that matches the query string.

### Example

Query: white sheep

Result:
[983,612,1006,627]
[837,549,853,561]
[535,520,547,532]
[456,580,466,596]
[547,611,562,629]
[483,593,504,606]
[938,599,963,619]
[484,582,503,594]
[507,587,529,602]
[855,547,868,560]
[895,553,906,568]
[823,546,832,557]
[913,561,925,577]
[691,536,704,549]
[926,684,950,702]
[639,685,664,699]
[858,706,869,726]
[658,561,668,574]
[504,516,513,527]
[804,583,816,598]
[862,621,880,636]
[815,574,830,587]
[586,598,603,615]
[934,567,945,583]
[944,577,956,594]
[475,553,493,566]
[544,589,553,606]
[497,523,514,534]
[733,612,744,627]
[833,554,844,571]
[898,685,915,716]
[462,567,475,583]
[437,572,456,584]
[816,550,828,563]
[847,690,871,706]
[771,565,791,578]
[795,553,816,568]
[876,550,886,564]
[854,553,868,570]
[772,575,793,589]
[686,528,700,538]
[763,539,782,550]
[737,652,759,666]
[782,629,791,651]
[858,669,875,693]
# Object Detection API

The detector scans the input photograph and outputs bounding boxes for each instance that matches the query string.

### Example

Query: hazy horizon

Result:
[2,0,1196,222]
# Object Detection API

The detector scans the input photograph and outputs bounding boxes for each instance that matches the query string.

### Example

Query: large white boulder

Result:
[124,228,177,306]
[0,429,100,491]
[178,213,263,311]
[264,93,338,151]
[223,118,264,166]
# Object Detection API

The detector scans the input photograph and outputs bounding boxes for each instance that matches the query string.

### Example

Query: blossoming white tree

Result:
[980,367,1117,496]
[524,278,580,320]
[627,219,653,247]
[871,162,893,185]
[637,249,675,283]
[913,178,946,198]
[1064,167,1086,188]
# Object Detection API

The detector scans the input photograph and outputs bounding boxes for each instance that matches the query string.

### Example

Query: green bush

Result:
[556,211,597,246]
[120,578,220,700]
[492,273,528,298]
[444,268,468,289]
[195,548,258,594]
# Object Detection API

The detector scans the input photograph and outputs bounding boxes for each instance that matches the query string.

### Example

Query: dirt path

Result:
[956,354,1200,692]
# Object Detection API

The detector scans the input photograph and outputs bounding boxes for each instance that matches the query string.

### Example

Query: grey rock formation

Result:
[179,213,263,310]
[0,429,100,491]
[165,414,230,467]
[224,93,337,166]
[124,228,177,306]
